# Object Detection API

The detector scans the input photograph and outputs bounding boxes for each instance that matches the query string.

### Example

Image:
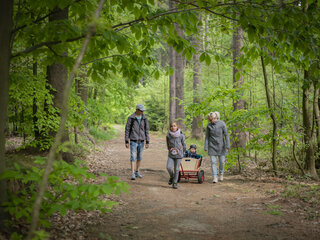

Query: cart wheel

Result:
[198,170,204,184]
[178,172,181,182]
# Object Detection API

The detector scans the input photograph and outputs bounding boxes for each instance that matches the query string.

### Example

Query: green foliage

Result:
[282,184,320,204]
[263,204,283,216]
[89,126,119,141]
[0,158,129,235]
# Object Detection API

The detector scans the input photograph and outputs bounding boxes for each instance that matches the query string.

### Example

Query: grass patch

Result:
[282,184,320,204]
[263,204,283,216]
[89,126,119,141]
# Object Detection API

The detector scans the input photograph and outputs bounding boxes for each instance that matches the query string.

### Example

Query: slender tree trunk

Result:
[175,23,185,130]
[47,6,73,162]
[191,16,203,139]
[232,23,247,152]
[302,70,318,179]
[0,0,13,226]
[78,69,89,127]
[169,0,176,123]
[313,81,320,152]
[261,56,278,175]
[33,61,40,140]
[314,80,320,168]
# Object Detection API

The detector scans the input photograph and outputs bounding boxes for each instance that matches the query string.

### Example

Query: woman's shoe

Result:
[219,174,223,182]
[168,177,173,185]
[172,182,178,189]
[213,176,218,183]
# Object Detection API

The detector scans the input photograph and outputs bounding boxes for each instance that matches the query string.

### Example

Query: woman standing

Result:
[166,122,186,189]
[204,112,230,183]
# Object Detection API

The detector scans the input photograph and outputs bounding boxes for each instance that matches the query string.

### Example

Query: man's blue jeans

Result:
[130,141,144,162]
[210,155,225,177]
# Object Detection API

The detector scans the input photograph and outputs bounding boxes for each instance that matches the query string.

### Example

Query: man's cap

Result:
[136,104,146,111]
[189,144,197,149]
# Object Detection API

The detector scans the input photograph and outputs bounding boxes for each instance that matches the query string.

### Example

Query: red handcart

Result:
[178,157,204,184]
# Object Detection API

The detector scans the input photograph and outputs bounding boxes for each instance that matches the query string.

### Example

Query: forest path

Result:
[86,126,318,240]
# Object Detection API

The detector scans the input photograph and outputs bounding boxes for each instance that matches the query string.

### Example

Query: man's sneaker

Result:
[131,173,136,180]
[135,171,142,178]
[219,174,224,182]
[172,182,178,189]
[168,177,173,185]
[213,176,218,183]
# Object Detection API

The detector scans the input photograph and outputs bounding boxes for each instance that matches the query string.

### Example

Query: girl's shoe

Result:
[168,177,173,185]
[172,182,178,189]
[213,176,218,183]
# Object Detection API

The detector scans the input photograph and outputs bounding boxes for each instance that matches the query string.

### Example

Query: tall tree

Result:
[0,0,13,226]
[313,79,320,167]
[261,55,278,175]
[301,0,318,180]
[232,22,246,151]
[169,45,176,123]
[169,0,176,123]
[47,6,73,162]
[191,16,203,139]
[302,70,318,179]
[175,23,185,130]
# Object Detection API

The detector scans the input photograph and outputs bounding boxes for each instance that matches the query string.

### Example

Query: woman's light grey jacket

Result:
[204,120,230,156]
[166,132,186,159]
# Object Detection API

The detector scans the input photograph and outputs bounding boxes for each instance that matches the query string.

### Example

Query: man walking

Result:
[125,104,150,180]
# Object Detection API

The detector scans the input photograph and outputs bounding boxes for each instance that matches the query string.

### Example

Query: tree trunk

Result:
[261,56,278,175]
[314,80,320,168]
[232,23,247,151]
[33,61,40,140]
[313,81,320,147]
[175,23,185,130]
[169,0,176,123]
[302,70,318,179]
[47,6,73,162]
[191,20,203,139]
[0,0,13,226]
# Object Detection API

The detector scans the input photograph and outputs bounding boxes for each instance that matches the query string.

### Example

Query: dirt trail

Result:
[87,127,319,240]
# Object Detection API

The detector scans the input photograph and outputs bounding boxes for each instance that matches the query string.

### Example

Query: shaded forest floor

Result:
[7,126,319,239]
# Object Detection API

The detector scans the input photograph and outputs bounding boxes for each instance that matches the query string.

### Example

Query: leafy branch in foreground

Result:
[0,158,129,238]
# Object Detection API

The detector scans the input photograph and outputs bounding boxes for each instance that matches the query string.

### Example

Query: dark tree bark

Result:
[47,6,73,162]
[232,23,247,151]
[33,61,40,140]
[302,70,318,179]
[175,23,185,130]
[75,68,89,143]
[313,80,320,168]
[0,0,13,226]
[191,19,203,139]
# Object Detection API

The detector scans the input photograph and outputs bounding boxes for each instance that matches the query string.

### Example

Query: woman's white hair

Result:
[208,111,220,120]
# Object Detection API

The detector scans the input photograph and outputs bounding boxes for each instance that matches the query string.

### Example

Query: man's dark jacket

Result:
[125,113,150,144]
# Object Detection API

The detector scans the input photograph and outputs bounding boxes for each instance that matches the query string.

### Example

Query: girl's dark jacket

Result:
[166,131,186,159]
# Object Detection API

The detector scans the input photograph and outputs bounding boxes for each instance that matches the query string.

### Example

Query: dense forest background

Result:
[1,0,320,239]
